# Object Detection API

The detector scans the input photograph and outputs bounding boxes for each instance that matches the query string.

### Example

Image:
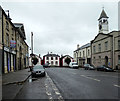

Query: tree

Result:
[65,57,71,65]
[32,57,38,65]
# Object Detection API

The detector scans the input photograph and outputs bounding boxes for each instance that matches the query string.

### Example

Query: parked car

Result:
[84,64,95,70]
[32,65,46,77]
[97,65,114,72]
[69,62,78,69]
[43,63,50,68]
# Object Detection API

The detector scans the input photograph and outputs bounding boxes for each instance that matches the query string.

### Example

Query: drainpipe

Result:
[112,36,115,69]
[2,9,4,73]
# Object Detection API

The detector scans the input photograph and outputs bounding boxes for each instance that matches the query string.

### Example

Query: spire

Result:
[98,8,109,20]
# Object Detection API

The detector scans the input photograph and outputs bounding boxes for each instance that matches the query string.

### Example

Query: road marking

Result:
[81,75,100,82]
[72,73,77,75]
[45,73,64,101]
[114,84,120,88]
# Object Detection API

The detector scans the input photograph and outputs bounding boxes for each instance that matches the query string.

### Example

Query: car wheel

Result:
[43,72,46,77]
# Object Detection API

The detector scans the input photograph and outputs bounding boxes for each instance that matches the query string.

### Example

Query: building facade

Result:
[74,43,91,67]
[91,9,120,69]
[0,6,29,73]
[43,53,60,66]
[14,23,29,70]
[60,55,73,67]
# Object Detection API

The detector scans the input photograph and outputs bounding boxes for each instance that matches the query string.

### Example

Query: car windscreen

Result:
[84,64,89,66]
[72,63,77,65]
[33,65,44,69]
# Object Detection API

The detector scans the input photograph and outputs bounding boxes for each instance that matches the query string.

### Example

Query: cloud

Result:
[1,2,118,57]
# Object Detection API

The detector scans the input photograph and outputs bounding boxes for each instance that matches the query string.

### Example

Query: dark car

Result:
[84,64,95,70]
[97,65,114,72]
[43,63,50,68]
[32,65,46,77]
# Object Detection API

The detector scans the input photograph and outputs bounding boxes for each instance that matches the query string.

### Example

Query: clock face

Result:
[99,25,102,30]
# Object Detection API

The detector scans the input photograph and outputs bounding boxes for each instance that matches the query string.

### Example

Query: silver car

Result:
[32,65,46,77]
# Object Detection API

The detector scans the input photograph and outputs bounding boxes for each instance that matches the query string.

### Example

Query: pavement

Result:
[2,68,31,85]
[2,68,31,100]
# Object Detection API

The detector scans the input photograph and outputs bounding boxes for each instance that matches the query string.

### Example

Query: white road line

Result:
[81,75,100,82]
[114,84,120,88]
[72,73,77,75]
[45,73,64,101]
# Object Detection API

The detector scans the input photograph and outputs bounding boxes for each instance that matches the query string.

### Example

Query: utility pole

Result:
[31,32,33,54]
[30,32,33,72]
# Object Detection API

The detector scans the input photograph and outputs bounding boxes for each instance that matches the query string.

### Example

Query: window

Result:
[80,52,81,57]
[118,40,120,50]
[98,44,101,52]
[51,57,53,60]
[46,57,49,60]
[55,61,58,65]
[99,56,101,63]
[83,51,85,57]
[88,49,90,56]
[6,21,9,31]
[105,41,108,50]
[56,57,58,60]
[118,55,120,64]
[93,46,96,53]
[93,57,96,64]
[51,61,53,65]
[6,33,9,46]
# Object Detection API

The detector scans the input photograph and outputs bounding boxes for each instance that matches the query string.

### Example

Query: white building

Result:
[43,53,60,66]
[61,55,73,66]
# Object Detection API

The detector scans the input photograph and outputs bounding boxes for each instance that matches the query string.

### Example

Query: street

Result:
[8,67,119,100]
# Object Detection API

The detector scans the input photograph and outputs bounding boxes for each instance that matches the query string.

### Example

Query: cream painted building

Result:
[74,43,91,67]
[0,6,29,73]
[91,8,120,69]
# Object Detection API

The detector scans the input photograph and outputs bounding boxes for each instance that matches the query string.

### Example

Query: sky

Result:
[0,0,119,57]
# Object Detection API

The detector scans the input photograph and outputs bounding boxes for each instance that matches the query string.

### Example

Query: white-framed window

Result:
[56,57,58,60]
[55,61,58,65]
[88,49,90,56]
[51,57,53,60]
[51,61,53,65]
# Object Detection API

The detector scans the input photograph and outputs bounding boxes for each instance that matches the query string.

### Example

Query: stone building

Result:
[73,43,91,67]
[91,8,120,69]
[14,23,29,70]
[0,6,29,73]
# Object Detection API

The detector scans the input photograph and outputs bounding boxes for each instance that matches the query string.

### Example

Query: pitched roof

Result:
[74,43,91,52]
[14,23,26,40]
[91,33,112,43]
[98,9,109,20]
[61,55,73,59]
[43,53,60,57]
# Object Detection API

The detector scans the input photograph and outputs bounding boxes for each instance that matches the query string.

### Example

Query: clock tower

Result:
[98,8,109,34]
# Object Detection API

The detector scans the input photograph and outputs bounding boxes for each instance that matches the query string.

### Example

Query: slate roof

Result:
[14,23,26,40]
[43,54,60,57]
[74,43,91,52]
[61,55,73,59]
[98,9,109,20]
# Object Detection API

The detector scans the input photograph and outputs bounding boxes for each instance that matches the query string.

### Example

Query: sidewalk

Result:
[2,68,31,100]
[2,68,31,85]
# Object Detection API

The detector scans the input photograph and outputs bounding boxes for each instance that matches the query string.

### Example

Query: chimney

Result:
[77,44,79,49]
[39,54,40,58]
